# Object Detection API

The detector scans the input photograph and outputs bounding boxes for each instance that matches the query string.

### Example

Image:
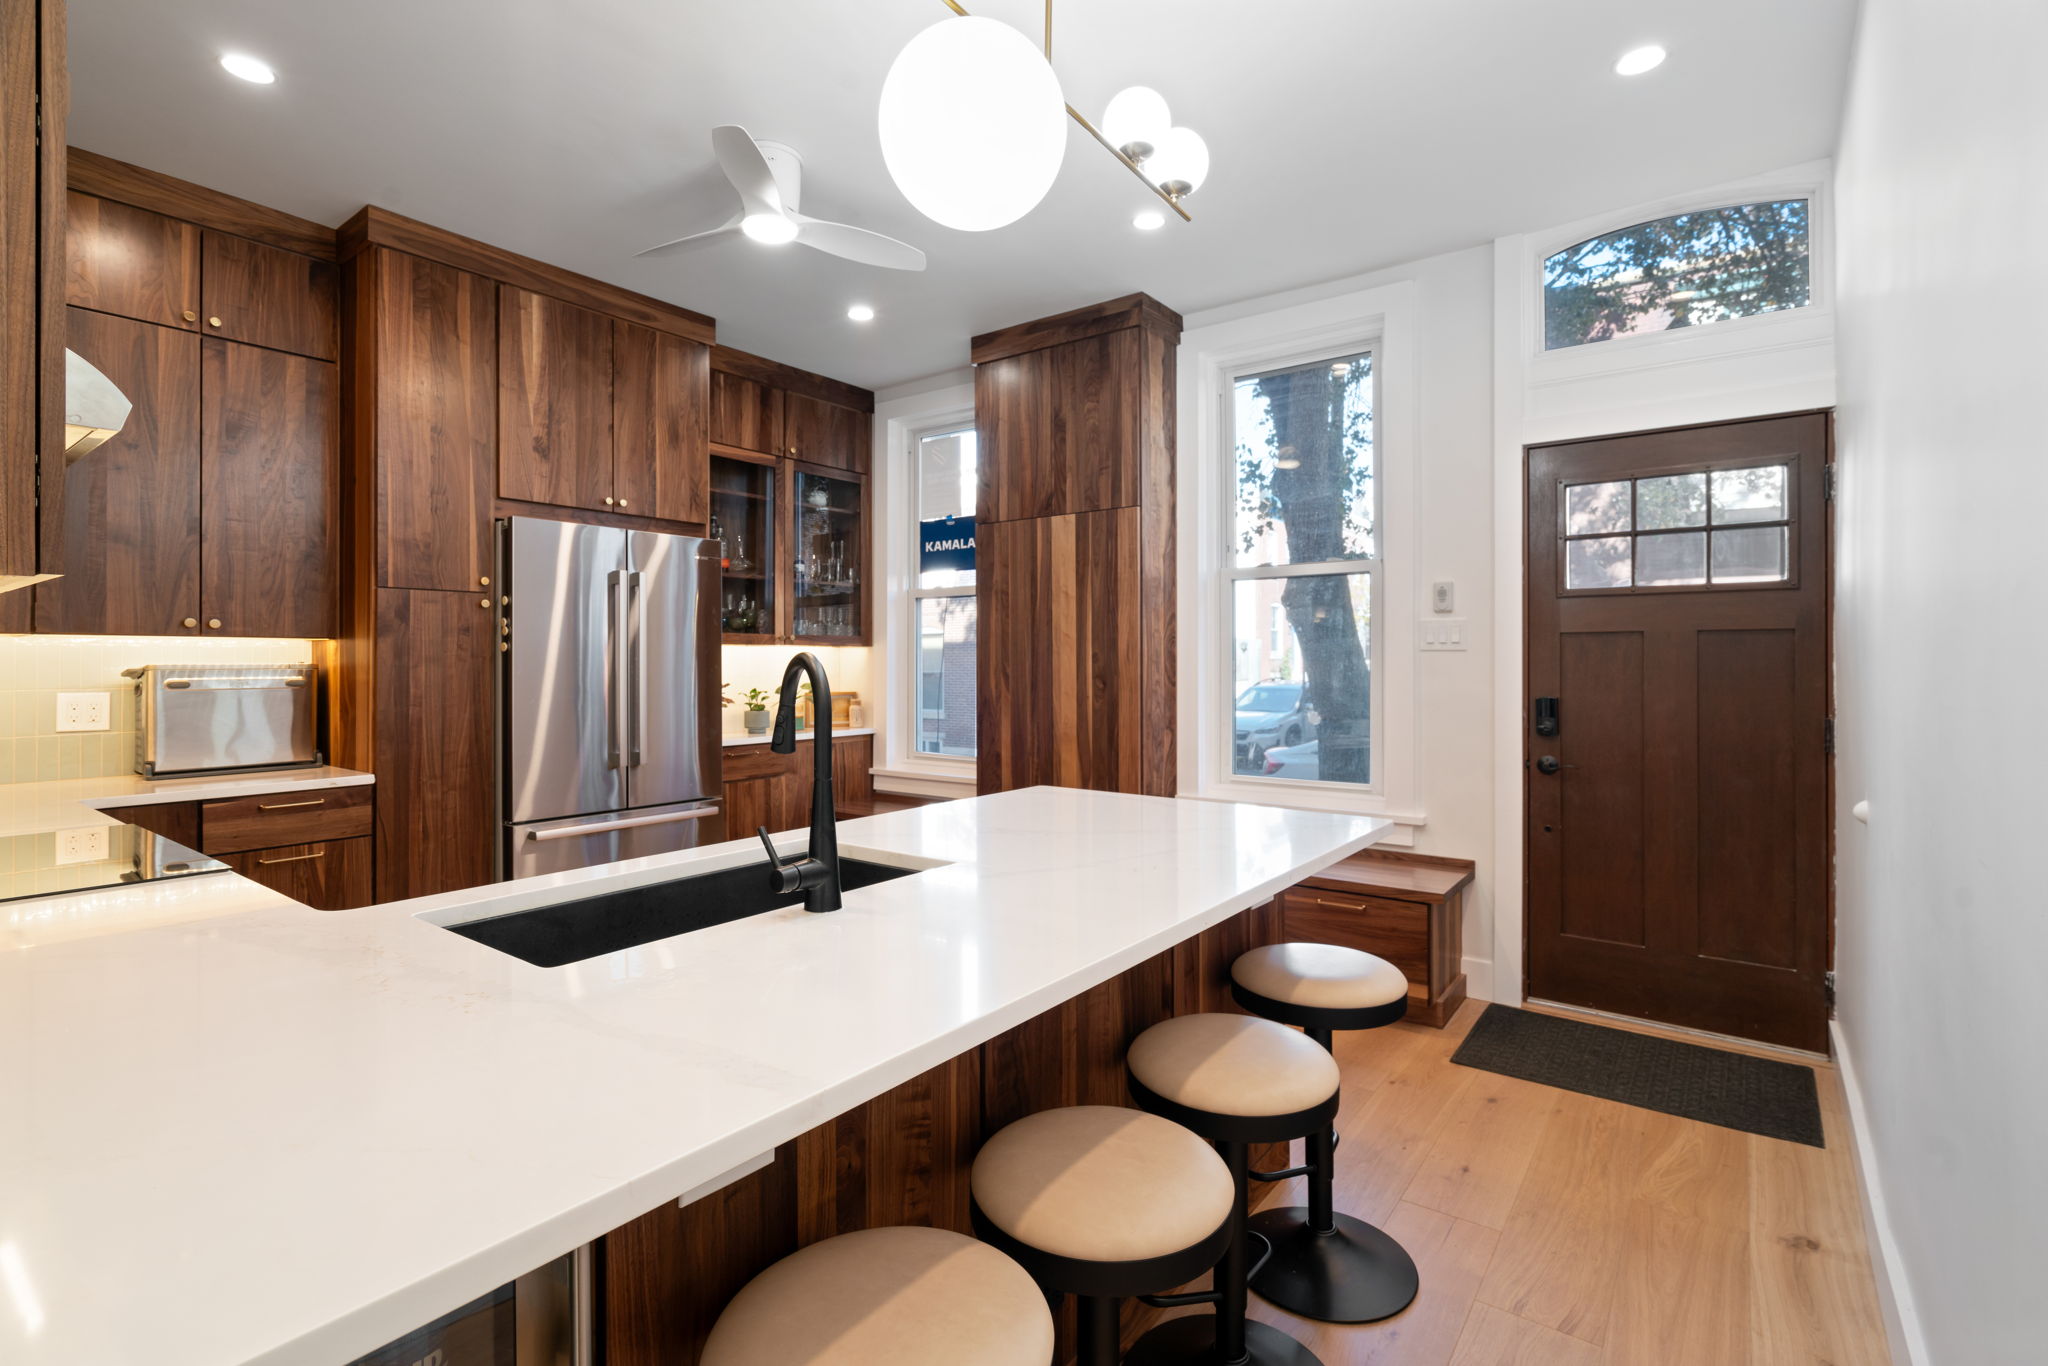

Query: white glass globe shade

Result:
[1148,127,1210,195]
[878,16,1067,232]
[1102,86,1171,158]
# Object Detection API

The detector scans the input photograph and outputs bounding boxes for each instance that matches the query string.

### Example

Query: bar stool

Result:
[1122,1012,1339,1366]
[971,1105,1236,1366]
[1230,942,1419,1324]
[701,1224,1054,1366]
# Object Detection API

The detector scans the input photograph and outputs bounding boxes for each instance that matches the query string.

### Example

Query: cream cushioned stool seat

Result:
[1231,942,1410,1021]
[970,1105,1237,1366]
[1121,1014,1338,1366]
[1228,942,1419,1328]
[701,1225,1053,1366]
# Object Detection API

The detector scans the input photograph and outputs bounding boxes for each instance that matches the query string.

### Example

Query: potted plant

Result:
[725,684,774,734]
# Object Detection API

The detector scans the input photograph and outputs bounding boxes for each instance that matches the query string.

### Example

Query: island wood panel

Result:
[978,508,1171,796]
[35,306,201,634]
[612,320,709,525]
[222,837,373,912]
[68,146,336,259]
[200,339,337,637]
[357,248,497,593]
[371,587,494,902]
[795,1052,981,1245]
[96,800,200,847]
[62,189,199,330]
[708,367,781,454]
[200,231,337,360]
[497,284,614,512]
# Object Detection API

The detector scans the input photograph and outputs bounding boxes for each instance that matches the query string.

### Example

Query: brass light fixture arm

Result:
[934,0,1193,221]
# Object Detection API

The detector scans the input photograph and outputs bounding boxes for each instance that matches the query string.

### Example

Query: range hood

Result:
[0,350,135,596]
[65,347,132,460]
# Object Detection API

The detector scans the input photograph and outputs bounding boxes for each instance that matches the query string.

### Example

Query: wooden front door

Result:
[1525,411,1832,1052]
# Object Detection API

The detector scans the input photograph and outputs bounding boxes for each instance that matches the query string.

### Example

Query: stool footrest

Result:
[1137,1288,1220,1310]
[1250,1161,1313,1181]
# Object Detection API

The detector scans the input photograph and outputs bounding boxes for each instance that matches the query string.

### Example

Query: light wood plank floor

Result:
[1131,1003,1890,1365]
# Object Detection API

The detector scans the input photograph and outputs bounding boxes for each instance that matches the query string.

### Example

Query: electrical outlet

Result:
[55,826,109,865]
[1420,618,1468,651]
[55,692,111,732]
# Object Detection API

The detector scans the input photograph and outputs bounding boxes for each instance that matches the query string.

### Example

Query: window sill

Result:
[872,764,978,800]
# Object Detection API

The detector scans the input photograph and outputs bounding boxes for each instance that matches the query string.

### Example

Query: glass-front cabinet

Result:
[710,451,868,644]
[709,452,779,641]
[793,465,866,642]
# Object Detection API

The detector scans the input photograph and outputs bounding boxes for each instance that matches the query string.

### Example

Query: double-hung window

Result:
[911,425,977,759]
[1226,349,1379,789]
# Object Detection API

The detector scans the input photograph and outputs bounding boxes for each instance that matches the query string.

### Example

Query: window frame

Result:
[1553,454,1804,598]
[1178,280,1422,827]
[1223,349,1386,799]
[908,422,979,765]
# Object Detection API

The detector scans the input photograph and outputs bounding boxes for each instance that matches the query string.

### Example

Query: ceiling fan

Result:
[636,125,927,271]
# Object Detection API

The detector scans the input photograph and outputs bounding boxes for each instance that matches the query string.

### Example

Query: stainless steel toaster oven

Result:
[123,663,321,777]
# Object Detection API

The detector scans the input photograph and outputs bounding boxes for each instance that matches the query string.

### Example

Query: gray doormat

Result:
[1450,1004,1824,1147]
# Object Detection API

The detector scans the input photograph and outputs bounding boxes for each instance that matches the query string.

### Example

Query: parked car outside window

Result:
[1234,681,1315,773]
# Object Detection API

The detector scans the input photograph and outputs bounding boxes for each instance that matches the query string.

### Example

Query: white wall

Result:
[1831,3,2048,1361]
[1176,246,1502,996]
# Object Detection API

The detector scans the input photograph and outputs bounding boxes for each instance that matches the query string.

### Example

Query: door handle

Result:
[1536,755,1563,775]
[527,808,717,841]
[627,569,646,767]
[606,569,624,771]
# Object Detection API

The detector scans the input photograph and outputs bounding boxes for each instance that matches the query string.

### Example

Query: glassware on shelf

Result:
[730,531,753,575]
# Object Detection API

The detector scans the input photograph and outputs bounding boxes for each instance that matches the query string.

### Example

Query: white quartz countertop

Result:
[0,787,1386,1366]
[0,765,374,839]
[720,725,875,748]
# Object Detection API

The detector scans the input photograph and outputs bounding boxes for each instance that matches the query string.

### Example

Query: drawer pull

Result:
[257,850,325,865]
[257,797,326,810]
[1312,897,1369,911]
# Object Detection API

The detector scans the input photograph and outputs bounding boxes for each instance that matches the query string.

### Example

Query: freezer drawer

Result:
[506,800,725,880]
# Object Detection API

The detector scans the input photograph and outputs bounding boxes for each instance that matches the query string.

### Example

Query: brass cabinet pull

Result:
[256,849,325,865]
[181,616,198,628]
[604,496,615,505]
[208,316,223,328]
[180,310,197,322]
[1310,896,1370,912]
[207,617,222,629]
[257,797,326,810]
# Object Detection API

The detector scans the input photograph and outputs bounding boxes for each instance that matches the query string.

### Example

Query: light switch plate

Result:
[1420,618,1468,651]
[56,692,110,732]
[55,826,109,865]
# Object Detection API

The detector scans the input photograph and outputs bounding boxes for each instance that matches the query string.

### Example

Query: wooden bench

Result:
[1278,851,1476,1027]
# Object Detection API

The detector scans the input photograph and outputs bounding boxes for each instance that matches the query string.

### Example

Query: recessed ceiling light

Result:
[219,53,276,84]
[846,304,876,323]
[1133,209,1165,231]
[1614,44,1667,76]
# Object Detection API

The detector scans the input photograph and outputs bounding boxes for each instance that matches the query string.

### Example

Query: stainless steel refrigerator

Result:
[499,516,725,878]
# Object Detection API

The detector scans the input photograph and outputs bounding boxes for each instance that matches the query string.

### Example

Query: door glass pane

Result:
[710,456,775,634]
[1636,473,1708,529]
[1710,526,1789,583]
[1712,465,1788,524]
[1231,574,1371,787]
[1233,352,1375,567]
[917,427,977,589]
[794,470,862,638]
[1566,536,1632,589]
[1565,481,1632,534]
[1635,531,1708,585]
[914,596,977,757]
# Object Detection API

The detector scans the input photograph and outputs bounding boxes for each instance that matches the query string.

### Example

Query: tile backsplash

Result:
[0,635,317,784]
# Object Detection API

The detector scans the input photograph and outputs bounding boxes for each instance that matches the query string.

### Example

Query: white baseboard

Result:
[1460,956,1496,1003]
[1831,1020,1931,1366]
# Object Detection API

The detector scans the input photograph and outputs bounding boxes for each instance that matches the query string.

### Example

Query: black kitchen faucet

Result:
[754,651,841,913]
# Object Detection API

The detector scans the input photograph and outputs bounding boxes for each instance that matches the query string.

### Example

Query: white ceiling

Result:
[65,0,1860,390]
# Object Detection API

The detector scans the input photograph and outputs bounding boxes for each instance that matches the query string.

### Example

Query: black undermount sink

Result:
[443,856,919,968]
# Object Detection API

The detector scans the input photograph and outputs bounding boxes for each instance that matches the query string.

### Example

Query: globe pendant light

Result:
[878,16,1068,232]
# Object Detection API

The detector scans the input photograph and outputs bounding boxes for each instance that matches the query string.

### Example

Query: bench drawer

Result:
[1279,886,1429,983]
[200,784,373,854]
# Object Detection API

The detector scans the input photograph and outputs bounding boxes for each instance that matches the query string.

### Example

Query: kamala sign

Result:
[919,516,976,575]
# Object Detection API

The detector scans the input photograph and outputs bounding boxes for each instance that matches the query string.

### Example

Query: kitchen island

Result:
[0,787,1387,1366]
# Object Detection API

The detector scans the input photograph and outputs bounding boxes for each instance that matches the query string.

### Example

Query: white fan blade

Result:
[712,124,784,219]
[634,213,743,258]
[791,214,927,271]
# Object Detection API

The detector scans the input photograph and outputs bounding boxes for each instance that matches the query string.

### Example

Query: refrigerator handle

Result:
[605,569,624,770]
[628,569,646,767]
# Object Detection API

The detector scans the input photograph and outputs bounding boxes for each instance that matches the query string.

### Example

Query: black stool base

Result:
[1245,1208,1419,1324]
[1125,1313,1323,1366]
